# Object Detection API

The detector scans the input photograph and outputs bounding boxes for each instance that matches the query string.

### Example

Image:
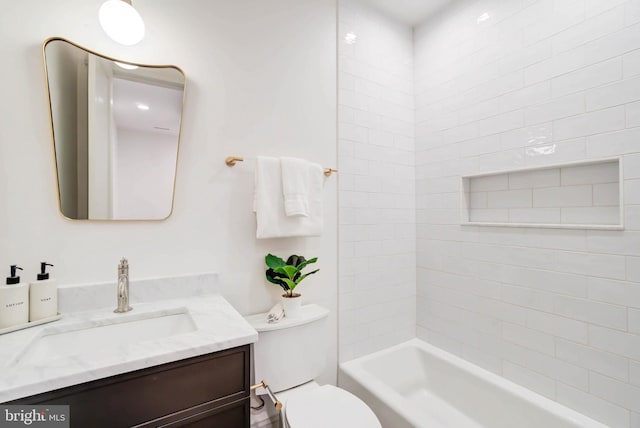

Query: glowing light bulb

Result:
[99,0,145,46]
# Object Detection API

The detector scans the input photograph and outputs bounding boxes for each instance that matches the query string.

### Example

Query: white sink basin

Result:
[10,309,196,367]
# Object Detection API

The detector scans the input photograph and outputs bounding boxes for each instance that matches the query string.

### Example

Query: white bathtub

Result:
[340,339,607,428]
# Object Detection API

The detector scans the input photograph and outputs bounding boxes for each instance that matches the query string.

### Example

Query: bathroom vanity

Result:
[10,345,250,427]
[0,278,258,428]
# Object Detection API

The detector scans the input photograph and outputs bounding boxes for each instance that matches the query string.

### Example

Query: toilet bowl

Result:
[281,383,380,428]
[245,304,381,428]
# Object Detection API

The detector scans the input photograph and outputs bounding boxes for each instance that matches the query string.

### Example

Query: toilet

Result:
[245,304,381,428]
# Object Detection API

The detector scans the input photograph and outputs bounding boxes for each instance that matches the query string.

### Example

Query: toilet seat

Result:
[284,384,381,428]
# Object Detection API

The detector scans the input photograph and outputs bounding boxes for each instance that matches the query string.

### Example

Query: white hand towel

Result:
[254,156,324,239]
[281,157,313,217]
[267,302,285,323]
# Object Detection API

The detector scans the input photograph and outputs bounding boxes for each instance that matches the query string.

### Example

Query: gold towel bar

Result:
[225,156,338,177]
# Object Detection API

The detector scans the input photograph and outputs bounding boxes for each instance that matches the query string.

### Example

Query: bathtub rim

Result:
[339,338,608,428]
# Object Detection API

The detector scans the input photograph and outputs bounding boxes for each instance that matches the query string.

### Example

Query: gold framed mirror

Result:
[43,37,186,220]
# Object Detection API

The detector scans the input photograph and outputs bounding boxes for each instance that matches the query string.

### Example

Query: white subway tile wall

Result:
[338,0,416,362]
[415,0,640,426]
[465,160,621,226]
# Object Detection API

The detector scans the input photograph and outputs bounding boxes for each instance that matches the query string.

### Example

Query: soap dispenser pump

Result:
[6,265,22,284]
[29,262,58,322]
[37,262,54,281]
[0,265,29,329]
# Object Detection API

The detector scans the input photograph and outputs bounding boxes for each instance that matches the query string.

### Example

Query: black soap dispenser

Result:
[0,265,29,328]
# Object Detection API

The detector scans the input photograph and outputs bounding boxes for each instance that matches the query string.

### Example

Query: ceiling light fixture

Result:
[136,103,150,111]
[99,0,145,46]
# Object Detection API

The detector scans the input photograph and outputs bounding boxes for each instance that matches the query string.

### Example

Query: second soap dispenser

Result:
[0,265,29,329]
[29,262,58,322]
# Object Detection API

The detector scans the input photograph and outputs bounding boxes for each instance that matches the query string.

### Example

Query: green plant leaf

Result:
[265,253,286,269]
[274,265,299,279]
[265,268,285,285]
[281,277,297,291]
[294,269,319,285]
[296,257,318,272]
[286,255,306,267]
[265,268,290,292]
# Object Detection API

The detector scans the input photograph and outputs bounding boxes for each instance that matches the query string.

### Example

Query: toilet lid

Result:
[285,385,381,428]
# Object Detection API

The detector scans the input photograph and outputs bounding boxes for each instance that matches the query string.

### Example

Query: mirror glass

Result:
[43,38,185,220]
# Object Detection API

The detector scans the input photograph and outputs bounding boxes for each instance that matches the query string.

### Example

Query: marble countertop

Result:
[0,294,258,402]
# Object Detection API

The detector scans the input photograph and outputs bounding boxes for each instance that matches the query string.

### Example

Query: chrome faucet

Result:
[114,258,132,313]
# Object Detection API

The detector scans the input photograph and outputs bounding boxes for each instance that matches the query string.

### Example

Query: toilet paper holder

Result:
[251,380,283,411]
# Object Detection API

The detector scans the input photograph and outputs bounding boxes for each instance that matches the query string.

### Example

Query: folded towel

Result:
[267,302,285,324]
[254,156,324,239]
[281,157,314,217]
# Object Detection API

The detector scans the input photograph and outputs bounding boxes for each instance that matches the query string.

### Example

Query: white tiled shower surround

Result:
[338,0,416,362]
[340,0,640,426]
[464,159,622,226]
[414,0,640,426]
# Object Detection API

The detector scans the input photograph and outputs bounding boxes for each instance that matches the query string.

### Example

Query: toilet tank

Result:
[245,304,330,393]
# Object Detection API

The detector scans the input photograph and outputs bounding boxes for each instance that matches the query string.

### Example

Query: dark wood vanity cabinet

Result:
[9,345,250,428]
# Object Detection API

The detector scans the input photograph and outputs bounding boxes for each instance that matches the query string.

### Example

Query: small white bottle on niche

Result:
[0,265,29,329]
[29,262,57,322]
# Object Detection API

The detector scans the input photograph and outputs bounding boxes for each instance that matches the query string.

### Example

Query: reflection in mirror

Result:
[43,38,185,220]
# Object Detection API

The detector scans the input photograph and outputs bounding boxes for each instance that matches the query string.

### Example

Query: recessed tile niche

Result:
[461,158,623,230]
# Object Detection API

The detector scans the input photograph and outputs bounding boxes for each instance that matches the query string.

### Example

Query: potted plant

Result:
[265,253,319,318]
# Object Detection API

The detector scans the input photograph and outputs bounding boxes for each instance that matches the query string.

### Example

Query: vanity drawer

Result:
[10,345,250,428]
[136,397,249,428]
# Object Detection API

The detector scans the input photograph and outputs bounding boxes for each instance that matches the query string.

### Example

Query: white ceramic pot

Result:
[281,293,302,318]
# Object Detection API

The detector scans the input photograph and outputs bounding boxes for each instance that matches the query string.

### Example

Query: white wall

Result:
[114,129,177,219]
[338,0,416,362]
[415,1,640,426]
[0,0,337,385]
